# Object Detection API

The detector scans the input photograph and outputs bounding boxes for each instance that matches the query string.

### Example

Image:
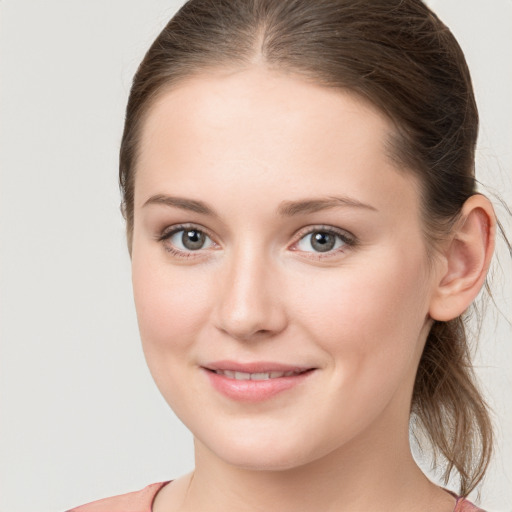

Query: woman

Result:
[69,0,504,510]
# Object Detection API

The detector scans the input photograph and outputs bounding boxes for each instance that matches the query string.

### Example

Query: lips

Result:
[202,361,315,402]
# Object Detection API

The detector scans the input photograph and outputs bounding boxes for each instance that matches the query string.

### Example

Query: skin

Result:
[130,66,494,512]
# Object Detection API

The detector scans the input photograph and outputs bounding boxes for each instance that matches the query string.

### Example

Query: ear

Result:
[429,194,496,322]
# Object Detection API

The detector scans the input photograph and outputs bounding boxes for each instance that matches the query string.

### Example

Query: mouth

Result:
[202,361,315,402]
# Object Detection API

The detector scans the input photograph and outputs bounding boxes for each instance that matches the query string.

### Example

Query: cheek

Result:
[131,252,218,419]
[289,254,431,442]
[131,251,212,368]
[292,250,431,374]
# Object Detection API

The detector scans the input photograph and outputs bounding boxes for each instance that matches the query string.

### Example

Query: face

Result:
[131,67,438,471]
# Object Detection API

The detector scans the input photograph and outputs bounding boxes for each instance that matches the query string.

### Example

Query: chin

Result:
[195,427,331,473]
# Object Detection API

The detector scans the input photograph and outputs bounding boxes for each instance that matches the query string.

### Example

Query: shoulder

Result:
[453,496,486,512]
[66,482,170,512]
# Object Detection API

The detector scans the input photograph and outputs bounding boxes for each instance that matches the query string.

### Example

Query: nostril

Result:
[217,326,274,342]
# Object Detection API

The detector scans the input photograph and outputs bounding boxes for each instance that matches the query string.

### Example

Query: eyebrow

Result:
[142,194,377,217]
[277,196,377,216]
[143,194,217,216]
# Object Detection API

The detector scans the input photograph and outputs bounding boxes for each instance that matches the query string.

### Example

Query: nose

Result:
[213,247,288,342]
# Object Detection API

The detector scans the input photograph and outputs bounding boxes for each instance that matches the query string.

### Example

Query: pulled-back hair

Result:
[120,0,492,495]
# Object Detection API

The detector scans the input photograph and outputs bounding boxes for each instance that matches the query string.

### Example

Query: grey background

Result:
[1,1,510,511]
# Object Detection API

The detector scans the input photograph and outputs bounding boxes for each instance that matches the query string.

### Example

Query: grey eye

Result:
[311,231,335,252]
[297,230,346,253]
[169,229,213,251]
[182,229,205,250]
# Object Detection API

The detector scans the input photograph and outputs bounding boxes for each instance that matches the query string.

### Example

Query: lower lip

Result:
[203,369,314,402]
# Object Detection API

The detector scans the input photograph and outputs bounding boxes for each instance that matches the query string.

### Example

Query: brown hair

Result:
[120,0,492,495]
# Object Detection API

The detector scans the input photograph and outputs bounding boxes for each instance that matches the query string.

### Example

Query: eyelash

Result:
[156,224,357,259]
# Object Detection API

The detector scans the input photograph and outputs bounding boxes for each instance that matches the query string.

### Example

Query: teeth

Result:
[215,370,302,380]
[251,372,271,380]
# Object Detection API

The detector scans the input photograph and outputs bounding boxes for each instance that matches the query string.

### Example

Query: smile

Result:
[212,369,306,380]
[203,363,315,402]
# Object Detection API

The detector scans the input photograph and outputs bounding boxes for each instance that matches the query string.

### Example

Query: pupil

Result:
[312,232,335,252]
[182,229,205,250]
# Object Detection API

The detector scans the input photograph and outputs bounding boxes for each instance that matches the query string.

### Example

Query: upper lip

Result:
[203,360,314,373]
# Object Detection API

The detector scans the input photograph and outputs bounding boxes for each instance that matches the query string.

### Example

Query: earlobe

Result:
[429,195,496,322]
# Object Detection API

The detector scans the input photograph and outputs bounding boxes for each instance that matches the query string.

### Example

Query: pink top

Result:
[66,481,486,512]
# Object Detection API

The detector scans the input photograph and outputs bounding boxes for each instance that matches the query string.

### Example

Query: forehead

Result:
[135,66,420,217]
[139,66,390,166]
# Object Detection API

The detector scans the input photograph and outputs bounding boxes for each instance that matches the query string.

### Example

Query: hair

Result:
[120,0,493,496]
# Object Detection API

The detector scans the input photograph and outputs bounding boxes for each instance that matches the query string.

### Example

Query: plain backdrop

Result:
[0,1,511,511]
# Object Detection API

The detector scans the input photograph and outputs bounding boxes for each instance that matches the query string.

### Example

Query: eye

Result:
[295,228,353,254]
[160,226,216,253]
